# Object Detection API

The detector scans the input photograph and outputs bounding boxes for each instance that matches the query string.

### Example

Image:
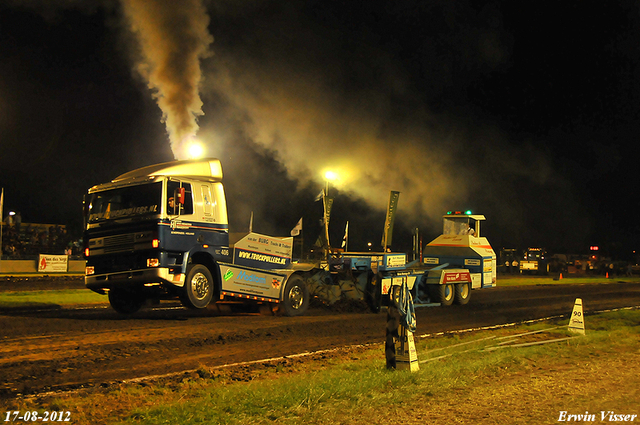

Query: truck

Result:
[419,211,496,304]
[83,159,495,315]
[313,210,496,312]
[519,247,549,275]
[83,159,314,316]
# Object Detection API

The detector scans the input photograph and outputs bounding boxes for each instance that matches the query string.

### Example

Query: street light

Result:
[324,170,337,196]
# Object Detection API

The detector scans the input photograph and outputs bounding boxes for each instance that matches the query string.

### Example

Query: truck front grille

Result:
[103,234,136,253]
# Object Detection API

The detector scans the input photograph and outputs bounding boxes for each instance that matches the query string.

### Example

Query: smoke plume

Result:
[195,1,586,249]
[198,2,486,231]
[120,0,213,159]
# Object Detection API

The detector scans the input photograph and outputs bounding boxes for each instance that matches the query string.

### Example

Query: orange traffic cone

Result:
[559,273,563,280]
[606,272,609,278]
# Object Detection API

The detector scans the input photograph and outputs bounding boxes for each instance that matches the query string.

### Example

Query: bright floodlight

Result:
[187,141,205,159]
[324,170,338,181]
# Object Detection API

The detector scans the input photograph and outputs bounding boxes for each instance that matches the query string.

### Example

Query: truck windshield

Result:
[86,182,162,223]
[525,250,544,260]
[443,218,475,235]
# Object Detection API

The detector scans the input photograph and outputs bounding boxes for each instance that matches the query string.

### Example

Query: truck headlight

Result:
[147,258,160,267]
[86,266,95,276]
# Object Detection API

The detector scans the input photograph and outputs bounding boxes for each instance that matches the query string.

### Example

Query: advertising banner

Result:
[233,232,293,270]
[381,191,400,249]
[219,264,284,301]
[442,270,471,284]
[384,253,406,270]
[38,254,68,273]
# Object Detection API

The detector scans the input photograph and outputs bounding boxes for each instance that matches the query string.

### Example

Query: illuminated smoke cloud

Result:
[198,4,474,231]
[198,1,573,238]
[120,0,213,159]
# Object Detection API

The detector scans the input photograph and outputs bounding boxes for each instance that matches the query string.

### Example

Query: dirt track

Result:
[1,277,639,400]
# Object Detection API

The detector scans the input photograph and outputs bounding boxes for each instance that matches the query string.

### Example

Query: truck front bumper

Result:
[85,267,185,292]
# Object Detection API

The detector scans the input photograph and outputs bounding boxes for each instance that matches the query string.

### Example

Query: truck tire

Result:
[281,275,309,316]
[429,283,454,306]
[108,289,144,314]
[454,282,471,305]
[181,264,214,309]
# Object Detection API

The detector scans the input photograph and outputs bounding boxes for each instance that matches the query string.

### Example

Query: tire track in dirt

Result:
[1,280,639,399]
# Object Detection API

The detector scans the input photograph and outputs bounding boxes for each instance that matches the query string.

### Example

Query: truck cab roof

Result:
[442,213,486,221]
[113,159,223,182]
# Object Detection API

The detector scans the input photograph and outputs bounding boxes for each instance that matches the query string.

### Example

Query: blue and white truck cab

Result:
[83,159,308,315]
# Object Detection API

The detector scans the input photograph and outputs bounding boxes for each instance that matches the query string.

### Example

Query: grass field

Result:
[0,289,105,309]
[3,308,638,424]
[494,274,639,286]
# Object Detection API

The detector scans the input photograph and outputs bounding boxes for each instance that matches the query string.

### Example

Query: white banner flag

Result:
[341,221,349,249]
[290,217,303,236]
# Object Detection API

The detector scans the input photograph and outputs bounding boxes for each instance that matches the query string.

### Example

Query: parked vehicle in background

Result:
[520,247,549,275]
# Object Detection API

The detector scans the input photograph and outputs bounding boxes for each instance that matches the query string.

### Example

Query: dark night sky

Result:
[1,0,639,259]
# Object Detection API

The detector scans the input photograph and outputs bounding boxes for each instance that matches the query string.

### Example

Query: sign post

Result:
[568,298,586,335]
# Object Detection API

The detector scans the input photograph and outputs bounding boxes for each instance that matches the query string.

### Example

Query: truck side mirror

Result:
[177,187,185,205]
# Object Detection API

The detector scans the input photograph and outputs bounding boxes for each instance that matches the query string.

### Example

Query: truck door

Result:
[201,184,214,218]
[167,180,194,216]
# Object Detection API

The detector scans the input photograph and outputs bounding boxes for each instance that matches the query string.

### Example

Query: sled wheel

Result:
[454,282,471,305]
[430,283,454,306]
[181,264,214,309]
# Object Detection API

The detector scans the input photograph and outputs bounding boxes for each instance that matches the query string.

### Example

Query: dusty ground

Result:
[382,347,640,425]
[0,276,639,403]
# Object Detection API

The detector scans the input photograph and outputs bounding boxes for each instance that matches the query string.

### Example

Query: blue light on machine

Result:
[447,210,473,215]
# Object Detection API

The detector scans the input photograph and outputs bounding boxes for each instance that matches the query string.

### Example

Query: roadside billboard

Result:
[38,254,68,273]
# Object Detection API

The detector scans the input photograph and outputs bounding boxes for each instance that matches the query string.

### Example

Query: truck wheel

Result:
[429,283,454,306]
[181,264,214,309]
[281,275,309,316]
[454,282,471,305]
[108,289,144,314]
